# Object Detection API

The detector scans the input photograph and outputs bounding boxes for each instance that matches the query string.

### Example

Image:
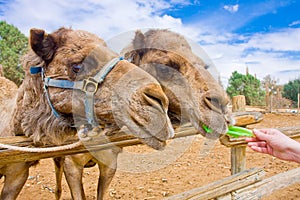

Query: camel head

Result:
[123,29,232,139]
[16,28,173,149]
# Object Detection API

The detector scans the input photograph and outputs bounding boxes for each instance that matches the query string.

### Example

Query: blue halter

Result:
[30,57,123,127]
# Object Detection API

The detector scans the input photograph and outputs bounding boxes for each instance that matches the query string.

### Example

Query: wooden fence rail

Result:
[0,112,299,199]
[233,167,300,200]
[0,125,299,166]
[0,111,264,165]
[164,168,265,200]
[165,166,300,200]
[0,126,198,165]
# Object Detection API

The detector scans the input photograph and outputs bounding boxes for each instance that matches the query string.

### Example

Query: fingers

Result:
[249,145,269,154]
[245,137,258,142]
[248,141,267,147]
[247,140,269,154]
[245,129,269,142]
[252,129,272,141]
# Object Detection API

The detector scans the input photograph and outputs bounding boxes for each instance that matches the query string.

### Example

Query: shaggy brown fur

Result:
[0,28,174,200]
[123,29,232,138]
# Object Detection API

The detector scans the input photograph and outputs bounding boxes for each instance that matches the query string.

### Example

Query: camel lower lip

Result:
[143,136,165,143]
[140,135,166,150]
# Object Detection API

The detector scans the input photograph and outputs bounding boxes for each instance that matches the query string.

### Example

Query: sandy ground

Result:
[1,113,300,200]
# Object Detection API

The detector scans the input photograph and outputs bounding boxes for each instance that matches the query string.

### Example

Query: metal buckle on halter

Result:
[82,77,98,94]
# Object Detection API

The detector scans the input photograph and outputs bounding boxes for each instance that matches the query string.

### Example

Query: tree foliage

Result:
[0,21,28,85]
[283,78,300,107]
[226,71,265,106]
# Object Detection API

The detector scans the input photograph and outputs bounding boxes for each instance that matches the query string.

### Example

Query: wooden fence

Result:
[0,125,198,165]
[165,166,300,200]
[0,113,299,199]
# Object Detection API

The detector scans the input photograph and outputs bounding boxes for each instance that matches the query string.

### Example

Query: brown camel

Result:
[0,28,173,200]
[123,29,232,137]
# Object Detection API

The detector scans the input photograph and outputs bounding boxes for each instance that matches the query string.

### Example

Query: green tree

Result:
[283,78,300,107]
[0,21,28,85]
[226,71,265,106]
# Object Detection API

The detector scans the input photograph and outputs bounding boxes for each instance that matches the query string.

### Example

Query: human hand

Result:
[246,129,300,163]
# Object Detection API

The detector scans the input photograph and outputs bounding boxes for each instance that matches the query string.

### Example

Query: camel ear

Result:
[30,28,56,63]
[133,30,146,50]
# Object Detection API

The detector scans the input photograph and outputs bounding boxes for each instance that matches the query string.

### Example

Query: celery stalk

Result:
[226,126,254,138]
[202,124,213,134]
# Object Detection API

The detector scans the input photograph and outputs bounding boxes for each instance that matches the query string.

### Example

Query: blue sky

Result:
[0,0,299,87]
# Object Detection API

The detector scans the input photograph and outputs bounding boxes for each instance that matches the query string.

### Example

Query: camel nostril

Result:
[225,113,235,125]
[143,93,165,113]
[204,97,222,114]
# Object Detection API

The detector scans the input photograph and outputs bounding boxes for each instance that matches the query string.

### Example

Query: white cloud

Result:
[169,0,192,5]
[0,0,190,38]
[247,28,300,51]
[1,0,299,88]
[223,4,239,13]
[200,28,300,87]
[289,20,300,27]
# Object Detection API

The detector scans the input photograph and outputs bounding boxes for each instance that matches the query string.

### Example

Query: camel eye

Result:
[72,64,83,73]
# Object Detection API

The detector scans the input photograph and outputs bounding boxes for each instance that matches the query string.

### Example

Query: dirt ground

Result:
[1,113,300,200]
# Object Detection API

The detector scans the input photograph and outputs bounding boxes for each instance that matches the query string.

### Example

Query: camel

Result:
[0,27,174,200]
[123,29,232,137]
[55,29,233,200]
[0,71,18,136]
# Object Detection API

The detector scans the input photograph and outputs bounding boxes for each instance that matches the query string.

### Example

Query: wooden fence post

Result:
[231,95,246,175]
[231,145,246,174]
[232,95,246,112]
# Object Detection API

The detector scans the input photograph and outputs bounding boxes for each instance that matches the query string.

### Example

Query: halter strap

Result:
[30,57,123,127]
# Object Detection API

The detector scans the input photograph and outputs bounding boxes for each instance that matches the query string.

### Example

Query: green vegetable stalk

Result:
[226,126,254,138]
[202,124,254,138]
[202,124,213,134]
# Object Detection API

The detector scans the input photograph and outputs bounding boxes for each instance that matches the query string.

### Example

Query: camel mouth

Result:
[132,121,173,150]
[199,123,222,139]
[200,122,228,139]
[139,136,167,150]
[190,117,227,139]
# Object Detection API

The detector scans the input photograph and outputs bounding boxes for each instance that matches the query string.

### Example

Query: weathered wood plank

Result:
[231,146,246,175]
[164,168,264,200]
[232,111,263,127]
[230,98,247,175]
[0,127,199,165]
[232,95,246,112]
[0,125,299,165]
[233,167,300,200]
[216,194,232,200]
[0,135,141,165]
